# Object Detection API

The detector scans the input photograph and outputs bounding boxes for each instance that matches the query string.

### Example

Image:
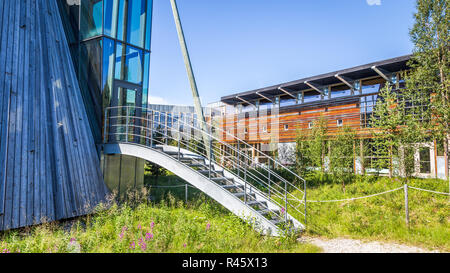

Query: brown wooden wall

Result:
[215,101,367,145]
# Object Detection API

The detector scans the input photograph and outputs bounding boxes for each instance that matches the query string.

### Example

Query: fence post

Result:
[404,183,409,227]
[303,180,307,226]
[185,184,188,204]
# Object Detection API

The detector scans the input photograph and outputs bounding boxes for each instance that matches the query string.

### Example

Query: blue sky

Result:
[148,0,416,106]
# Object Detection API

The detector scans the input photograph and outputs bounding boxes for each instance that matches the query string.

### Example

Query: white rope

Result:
[306,187,403,203]
[408,186,450,196]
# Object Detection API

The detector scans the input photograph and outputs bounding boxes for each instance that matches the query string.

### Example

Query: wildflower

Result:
[281,207,285,214]
[151,221,155,230]
[145,233,153,241]
[137,223,142,230]
[183,243,187,248]
[119,232,124,240]
[129,241,135,249]
[140,242,147,251]
[206,222,211,231]
[70,238,76,243]
[122,226,128,232]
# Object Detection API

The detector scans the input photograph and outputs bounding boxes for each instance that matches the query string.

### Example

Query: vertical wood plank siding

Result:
[0,0,109,231]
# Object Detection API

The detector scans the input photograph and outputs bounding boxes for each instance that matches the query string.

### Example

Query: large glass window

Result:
[80,0,103,40]
[116,0,149,48]
[362,78,385,94]
[115,43,144,85]
[331,85,352,98]
[303,92,321,103]
[104,0,119,37]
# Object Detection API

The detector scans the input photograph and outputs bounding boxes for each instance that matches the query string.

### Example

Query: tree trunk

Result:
[360,139,365,175]
[389,145,393,178]
[444,137,449,193]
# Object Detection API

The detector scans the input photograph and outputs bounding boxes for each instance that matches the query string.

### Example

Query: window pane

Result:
[79,39,103,142]
[145,0,153,50]
[115,43,143,84]
[102,38,115,107]
[127,0,146,47]
[80,0,103,40]
[142,51,150,108]
[104,0,119,37]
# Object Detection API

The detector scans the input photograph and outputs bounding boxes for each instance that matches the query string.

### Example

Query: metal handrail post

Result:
[125,107,129,143]
[178,118,181,161]
[285,181,288,222]
[150,110,154,147]
[103,110,108,143]
[268,161,271,199]
[244,168,247,204]
[237,142,240,176]
[209,138,212,179]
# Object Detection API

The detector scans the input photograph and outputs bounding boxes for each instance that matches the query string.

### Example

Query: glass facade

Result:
[58,0,153,143]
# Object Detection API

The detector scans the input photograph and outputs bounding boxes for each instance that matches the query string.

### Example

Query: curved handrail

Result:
[104,106,307,224]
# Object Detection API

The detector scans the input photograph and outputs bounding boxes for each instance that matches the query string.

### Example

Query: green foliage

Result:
[329,126,356,190]
[0,196,320,253]
[405,0,449,182]
[369,83,407,177]
[292,173,450,251]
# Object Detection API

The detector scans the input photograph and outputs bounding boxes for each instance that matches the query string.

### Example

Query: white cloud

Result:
[148,95,169,105]
[366,0,381,6]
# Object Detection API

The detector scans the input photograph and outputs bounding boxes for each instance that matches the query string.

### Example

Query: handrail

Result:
[104,106,307,225]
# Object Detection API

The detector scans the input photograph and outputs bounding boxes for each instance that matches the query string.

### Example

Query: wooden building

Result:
[212,55,449,179]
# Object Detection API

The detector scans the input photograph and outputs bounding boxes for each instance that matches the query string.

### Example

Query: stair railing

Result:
[104,106,307,226]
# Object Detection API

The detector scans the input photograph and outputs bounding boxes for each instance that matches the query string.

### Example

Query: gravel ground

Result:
[300,236,441,253]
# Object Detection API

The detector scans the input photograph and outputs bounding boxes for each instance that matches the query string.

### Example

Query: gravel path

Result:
[300,236,441,253]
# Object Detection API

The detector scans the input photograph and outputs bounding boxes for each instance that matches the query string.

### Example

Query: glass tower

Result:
[58,0,153,144]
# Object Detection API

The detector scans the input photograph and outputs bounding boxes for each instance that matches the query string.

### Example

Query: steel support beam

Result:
[304,81,324,95]
[170,0,211,157]
[371,66,392,82]
[236,96,257,109]
[256,92,273,102]
[278,87,297,99]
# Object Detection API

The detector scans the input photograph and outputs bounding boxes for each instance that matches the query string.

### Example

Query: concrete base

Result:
[101,154,145,196]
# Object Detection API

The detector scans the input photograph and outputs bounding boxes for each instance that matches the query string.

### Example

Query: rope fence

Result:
[148,183,447,227]
[408,186,450,196]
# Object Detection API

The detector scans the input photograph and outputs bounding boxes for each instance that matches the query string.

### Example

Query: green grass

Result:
[292,174,449,251]
[0,196,319,253]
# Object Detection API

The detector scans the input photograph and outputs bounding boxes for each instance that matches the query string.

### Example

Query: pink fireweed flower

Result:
[183,243,187,248]
[122,226,128,232]
[151,221,155,230]
[70,238,76,243]
[119,232,124,240]
[145,233,153,241]
[281,207,285,214]
[129,241,135,249]
[137,224,142,230]
[140,242,147,251]
[206,223,211,231]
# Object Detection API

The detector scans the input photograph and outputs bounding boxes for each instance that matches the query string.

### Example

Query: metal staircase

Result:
[103,106,307,236]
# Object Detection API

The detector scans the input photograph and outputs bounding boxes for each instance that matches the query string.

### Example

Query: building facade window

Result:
[419,147,431,173]
[337,119,343,127]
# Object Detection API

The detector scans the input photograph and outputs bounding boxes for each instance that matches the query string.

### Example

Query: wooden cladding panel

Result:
[0,0,109,231]
[216,103,363,144]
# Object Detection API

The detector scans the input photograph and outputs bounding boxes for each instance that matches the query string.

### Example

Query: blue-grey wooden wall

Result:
[0,0,109,231]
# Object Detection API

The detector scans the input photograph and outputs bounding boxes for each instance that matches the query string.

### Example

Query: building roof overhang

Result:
[221,54,411,105]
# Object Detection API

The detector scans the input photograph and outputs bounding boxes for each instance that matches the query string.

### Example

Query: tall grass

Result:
[293,174,449,251]
[0,194,319,253]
